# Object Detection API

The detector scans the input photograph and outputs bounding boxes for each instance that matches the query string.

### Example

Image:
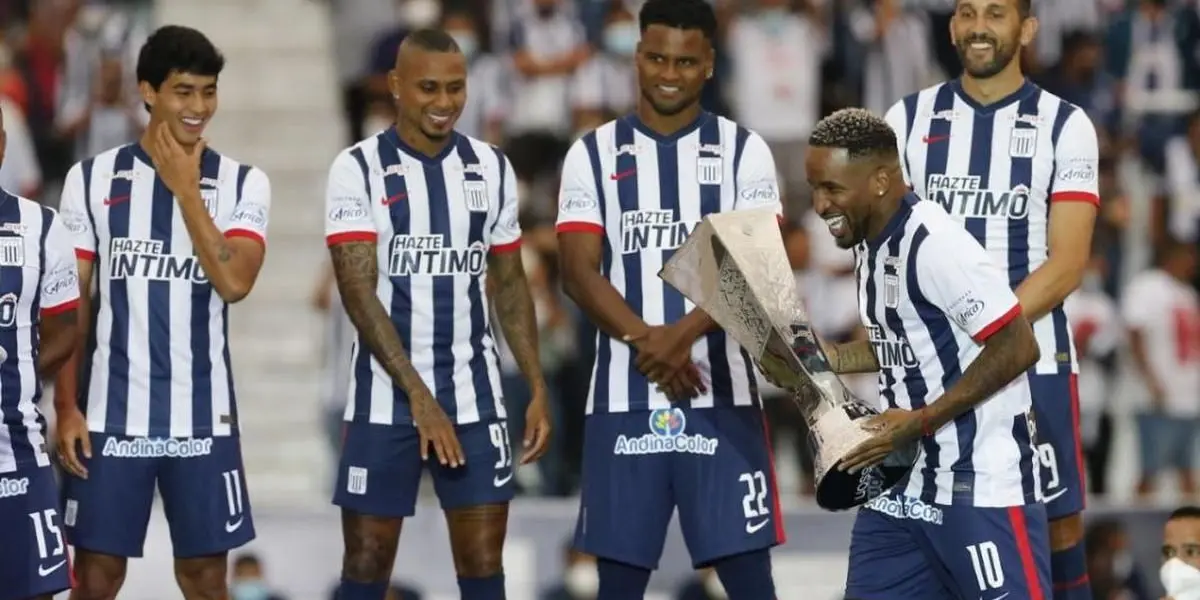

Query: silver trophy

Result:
[659,207,917,510]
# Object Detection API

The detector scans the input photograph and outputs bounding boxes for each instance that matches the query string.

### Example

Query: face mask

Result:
[758,7,789,35]
[603,22,639,57]
[704,575,728,600]
[449,32,478,58]
[231,581,270,600]
[1162,558,1200,597]
[564,563,599,598]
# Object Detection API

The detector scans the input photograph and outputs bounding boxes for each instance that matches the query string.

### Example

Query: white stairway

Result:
[154,0,344,508]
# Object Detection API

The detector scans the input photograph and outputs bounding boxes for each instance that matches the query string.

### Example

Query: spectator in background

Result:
[328,580,424,600]
[1105,0,1200,171]
[1063,251,1121,496]
[725,0,826,219]
[572,0,638,135]
[1086,520,1154,600]
[505,0,590,192]
[311,263,352,463]
[847,0,938,118]
[0,94,41,198]
[1039,31,1121,153]
[1165,109,1200,242]
[441,6,506,144]
[321,0,408,143]
[230,553,288,600]
[539,541,598,600]
[1121,239,1200,501]
[673,567,727,600]
[1161,506,1200,599]
[56,49,143,164]
[1028,0,1102,73]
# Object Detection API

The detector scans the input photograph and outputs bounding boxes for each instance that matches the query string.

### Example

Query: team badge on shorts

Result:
[463,181,488,212]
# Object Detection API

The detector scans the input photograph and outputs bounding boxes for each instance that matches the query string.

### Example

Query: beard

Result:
[641,88,701,117]
[955,34,1020,79]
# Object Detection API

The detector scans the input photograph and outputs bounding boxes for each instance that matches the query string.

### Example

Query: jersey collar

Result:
[624,111,710,145]
[949,78,1038,115]
[865,192,919,251]
[384,126,458,165]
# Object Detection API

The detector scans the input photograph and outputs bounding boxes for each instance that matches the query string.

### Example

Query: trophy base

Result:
[815,462,912,511]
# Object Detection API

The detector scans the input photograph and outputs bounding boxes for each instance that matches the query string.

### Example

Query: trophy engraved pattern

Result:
[659,207,917,510]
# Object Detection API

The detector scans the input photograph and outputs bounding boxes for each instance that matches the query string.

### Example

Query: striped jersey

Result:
[856,193,1039,507]
[0,191,80,473]
[885,80,1100,377]
[324,129,520,426]
[555,113,782,414]
[57,144,271,438]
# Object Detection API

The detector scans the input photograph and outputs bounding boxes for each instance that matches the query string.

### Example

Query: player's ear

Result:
[386,69,401,101]
[1019,15,1039,47]
[872,165,891,197]
[138,81,156,110]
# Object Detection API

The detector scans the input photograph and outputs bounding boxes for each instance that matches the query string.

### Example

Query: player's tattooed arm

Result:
[920,314,1040,434]
[38,309,78,378]
[825,340,880,374]
[488,251,546,393]
[329,241,427,396]
[175,191,265,303]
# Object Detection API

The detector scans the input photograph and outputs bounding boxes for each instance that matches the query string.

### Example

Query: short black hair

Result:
[402,28,461,53]
[1169,506,1200,521]
[638,0,717,42]
[1019,0,1032,18]
[136,25,224,90]
[808,108,899,162]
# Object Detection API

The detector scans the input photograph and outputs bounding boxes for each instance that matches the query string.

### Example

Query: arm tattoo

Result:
[924,319,1038,432]
[330,242,424,396]
[489,251,545,391]
[829,340,880,374]
[216,241,232,262]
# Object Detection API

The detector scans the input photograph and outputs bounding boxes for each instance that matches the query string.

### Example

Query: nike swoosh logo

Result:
[745,519,769,534]
[610,169,635,181]
[225,517,243,533]
[381,193,405,206]
[1042,487,1068,503]
[922,135,950,144]
[493,472,513,487]
[981,592,1010,600]
[103,195,129,206]
[38,560,65,577]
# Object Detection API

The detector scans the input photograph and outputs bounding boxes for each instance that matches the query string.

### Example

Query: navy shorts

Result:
[1028,373,1086,518]
[574,406,784,569]
[0,466,71,600]
[63,433,255,558]
[846,491,1052,599]
[333,418,516,517]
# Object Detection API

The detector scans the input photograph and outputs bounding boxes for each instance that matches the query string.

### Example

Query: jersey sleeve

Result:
[324,149,378,246]
[1049,109,1100,205]
[733,132,783,216]
[915,229,1022,343]
[225,166,270,246]
[41,211,81,317]
[883,101,913,187]
[490,154,522,254]
[555,138,604,234]
[56,161,96,261]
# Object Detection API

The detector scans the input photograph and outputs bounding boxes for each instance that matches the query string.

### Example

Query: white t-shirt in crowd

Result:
[1121,269,1200,417]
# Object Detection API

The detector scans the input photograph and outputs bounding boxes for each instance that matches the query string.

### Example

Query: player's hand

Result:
[56,407,92,479]
[626,325,705,391]
[520,390,552,464]
[147,122,204,198]
[656,364,705,402]
[411,391,465,467]
[838,408,923,475]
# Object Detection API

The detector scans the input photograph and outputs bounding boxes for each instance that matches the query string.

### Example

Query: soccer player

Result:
[53,26,271,599]
[324,29,551,600]
[802,108,1050,599]
[0,102,81,600]
[556,1,784,598]
[884,2,1099,596]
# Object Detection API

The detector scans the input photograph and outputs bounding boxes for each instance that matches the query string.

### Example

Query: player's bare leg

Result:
[1048,514,1089,599]
[173,553,232,600]
[69,550,128,600]
[445,503,509,599]
[339,510,403,599]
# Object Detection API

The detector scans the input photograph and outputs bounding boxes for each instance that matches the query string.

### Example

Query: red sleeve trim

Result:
[75,249,96,261]
[556,222,604,235]
[491,239,522,254]
[224,229,266,246]
[972,304,1021,343]
[41,298,80,317]
[1050,191,1099,206]
[326,231,378,247]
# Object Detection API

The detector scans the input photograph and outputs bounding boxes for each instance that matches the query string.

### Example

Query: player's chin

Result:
[420,123,455,140]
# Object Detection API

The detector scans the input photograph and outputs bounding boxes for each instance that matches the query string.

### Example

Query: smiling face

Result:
[805,146,892,248]
[951,0,1035,79]
[635,24,712,117]
[140,70,217,147]
[389,46,467,142]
